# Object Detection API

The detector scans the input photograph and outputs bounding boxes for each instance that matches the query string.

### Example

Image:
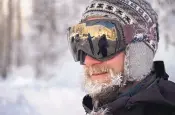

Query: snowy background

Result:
[0,0,175,115]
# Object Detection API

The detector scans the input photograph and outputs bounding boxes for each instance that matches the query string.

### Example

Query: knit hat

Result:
[82,0,158,27]
[81,0,159,82]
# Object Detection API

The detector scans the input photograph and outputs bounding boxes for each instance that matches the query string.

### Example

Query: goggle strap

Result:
[80,50,87,65]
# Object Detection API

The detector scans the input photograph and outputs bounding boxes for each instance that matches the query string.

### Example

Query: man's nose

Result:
[84,55,102,66]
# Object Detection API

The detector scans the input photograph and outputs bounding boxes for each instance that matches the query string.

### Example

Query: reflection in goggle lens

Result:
[67,20,126,64]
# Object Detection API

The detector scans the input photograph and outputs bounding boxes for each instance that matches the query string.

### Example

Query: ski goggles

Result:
[67,19,128,64]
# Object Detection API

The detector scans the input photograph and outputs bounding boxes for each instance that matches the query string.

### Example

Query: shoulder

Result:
[157,79,175,104]
[158,79,175,92]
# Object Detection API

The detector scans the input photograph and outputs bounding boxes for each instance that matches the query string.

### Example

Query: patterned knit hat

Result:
[81,0,159,81]
[82,0,158,28]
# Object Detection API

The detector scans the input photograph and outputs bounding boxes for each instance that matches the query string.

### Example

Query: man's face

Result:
[83,52,125,96]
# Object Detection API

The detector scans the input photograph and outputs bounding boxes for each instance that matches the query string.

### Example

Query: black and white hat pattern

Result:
[83,0,158,27]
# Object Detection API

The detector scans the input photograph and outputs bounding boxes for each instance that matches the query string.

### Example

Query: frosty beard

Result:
[83,65,127,106]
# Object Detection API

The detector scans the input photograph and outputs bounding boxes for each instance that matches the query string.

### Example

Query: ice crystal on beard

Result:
[90,108,109,115]
[111,72,123,87]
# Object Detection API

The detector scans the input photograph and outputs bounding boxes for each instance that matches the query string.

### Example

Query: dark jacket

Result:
[82,61,175,115]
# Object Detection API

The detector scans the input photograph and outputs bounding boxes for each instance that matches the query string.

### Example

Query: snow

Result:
[0,0,175,115]
[0,50,86,115]
[0,81,85,115]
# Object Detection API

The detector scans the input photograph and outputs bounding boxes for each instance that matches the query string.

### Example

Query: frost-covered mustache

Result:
[84,65,112,76]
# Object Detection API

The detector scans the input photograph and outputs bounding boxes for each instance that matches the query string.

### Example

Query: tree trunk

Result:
[2,0,13,78]
[16,0,22,67]
[0,0,5,77]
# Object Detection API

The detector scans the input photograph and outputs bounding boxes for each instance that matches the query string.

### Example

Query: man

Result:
[98,34,109,57]
[67,0,175,115]
[87,33,95,55]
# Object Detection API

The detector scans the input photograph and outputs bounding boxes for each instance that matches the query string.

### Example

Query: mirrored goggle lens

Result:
[67,20,126,63]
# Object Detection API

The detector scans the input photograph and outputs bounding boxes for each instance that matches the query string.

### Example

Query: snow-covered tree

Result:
[31,0,59,78]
